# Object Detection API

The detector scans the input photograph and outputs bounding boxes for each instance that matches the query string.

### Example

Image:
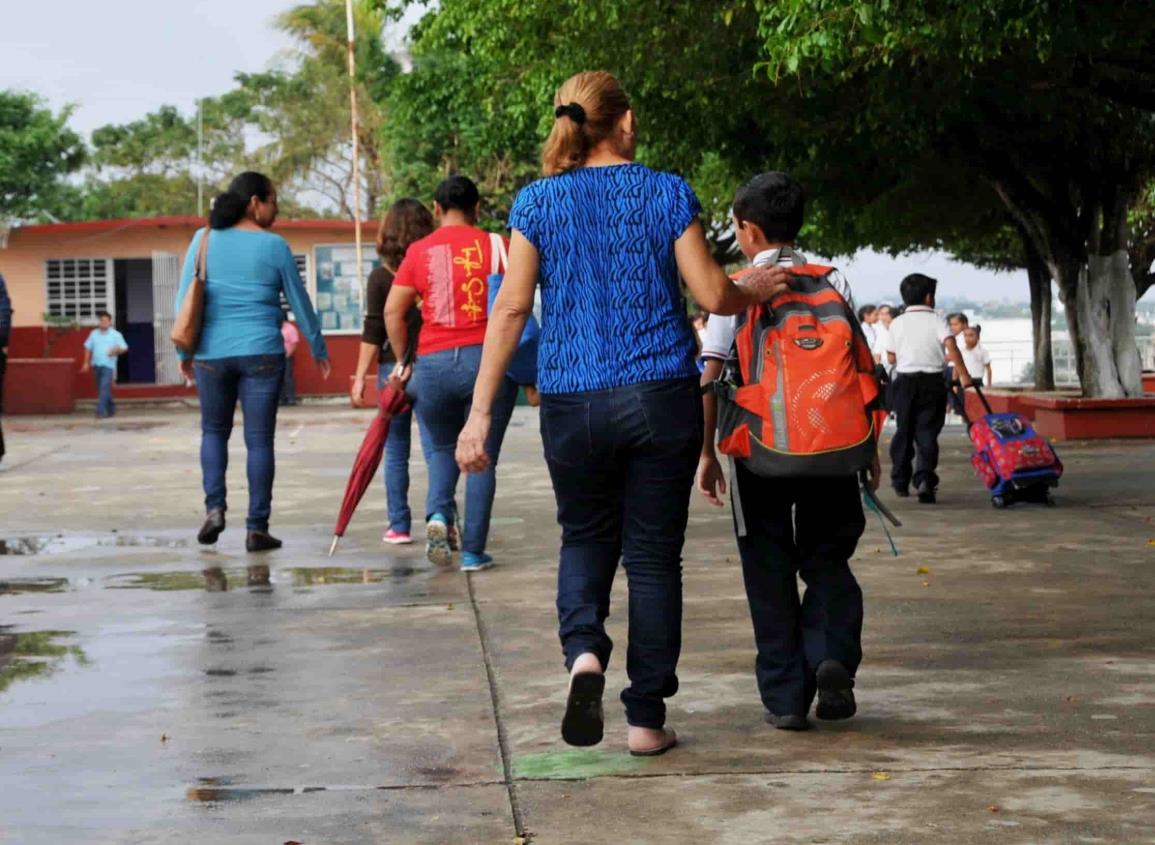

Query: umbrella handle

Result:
[328,535,340,557]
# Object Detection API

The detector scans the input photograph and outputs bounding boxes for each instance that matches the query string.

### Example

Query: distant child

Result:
[80,311,128,419]
[885,275,971,503]
[698,171,872,731]
[858,304,878,348]
[960,325,992,387]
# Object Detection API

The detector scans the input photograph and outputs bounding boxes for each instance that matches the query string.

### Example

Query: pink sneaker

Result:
[383,529,413,545]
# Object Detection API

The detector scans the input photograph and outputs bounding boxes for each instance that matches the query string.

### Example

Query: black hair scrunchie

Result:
[554,103,587,125]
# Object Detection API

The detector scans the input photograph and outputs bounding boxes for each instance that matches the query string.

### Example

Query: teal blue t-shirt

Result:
[175,228,328,362]
[83,328,128,369]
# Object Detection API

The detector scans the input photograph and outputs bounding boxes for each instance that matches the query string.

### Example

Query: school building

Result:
[1,216,377,413]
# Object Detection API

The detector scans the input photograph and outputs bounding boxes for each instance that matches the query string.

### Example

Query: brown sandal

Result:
[628,727,678,757]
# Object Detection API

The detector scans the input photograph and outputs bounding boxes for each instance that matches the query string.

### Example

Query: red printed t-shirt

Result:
[393,225,507,356]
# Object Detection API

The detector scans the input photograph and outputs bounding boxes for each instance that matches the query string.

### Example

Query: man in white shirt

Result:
[885,274,971,504]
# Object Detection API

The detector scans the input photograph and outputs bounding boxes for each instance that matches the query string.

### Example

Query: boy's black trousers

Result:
[889,371,947,491]
[732,463,865,718]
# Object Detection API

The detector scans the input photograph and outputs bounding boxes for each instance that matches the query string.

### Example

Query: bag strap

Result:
[195,227,210,281]
[489,232,508,277]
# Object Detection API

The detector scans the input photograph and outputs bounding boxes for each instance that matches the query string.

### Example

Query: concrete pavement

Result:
[1,406,1153,843]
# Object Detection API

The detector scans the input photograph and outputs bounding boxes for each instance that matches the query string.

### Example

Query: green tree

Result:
[754,0,1155,397]
[0,91,85,221]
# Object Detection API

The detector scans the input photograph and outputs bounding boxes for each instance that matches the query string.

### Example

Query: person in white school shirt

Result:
[959,325,993,386]
[884,274,971,504]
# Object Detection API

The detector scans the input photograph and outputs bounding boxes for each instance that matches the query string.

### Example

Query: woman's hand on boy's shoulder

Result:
[737,264,792,303]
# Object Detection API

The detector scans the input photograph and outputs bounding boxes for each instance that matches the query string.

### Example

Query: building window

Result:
[294,254,309,283]
[45,258,112,321]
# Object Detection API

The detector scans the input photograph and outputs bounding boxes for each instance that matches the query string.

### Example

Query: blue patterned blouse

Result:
[508,163,702,394]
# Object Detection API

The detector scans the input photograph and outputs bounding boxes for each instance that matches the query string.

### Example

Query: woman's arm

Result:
[674,220,790,315]
[385,285,420,369]
[279,243,329,366]
[456,230,539,472]
[351,342,379,406]
[173,233,199,362]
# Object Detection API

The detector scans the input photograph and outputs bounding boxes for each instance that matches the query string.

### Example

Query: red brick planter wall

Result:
[5,359,77,414]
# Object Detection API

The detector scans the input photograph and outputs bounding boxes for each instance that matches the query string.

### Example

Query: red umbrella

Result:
[328,374,411,556]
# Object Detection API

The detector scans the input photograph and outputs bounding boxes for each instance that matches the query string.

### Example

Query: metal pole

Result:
[196,99,204,217]
[346,0,364,299]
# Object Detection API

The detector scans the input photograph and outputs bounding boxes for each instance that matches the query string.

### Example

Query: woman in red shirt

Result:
[385,176,517,573]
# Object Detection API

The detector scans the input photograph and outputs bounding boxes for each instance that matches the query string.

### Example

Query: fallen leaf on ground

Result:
[871,771,891,781]
[284,840,303,845]
[160,734,168,743]
[921,581,931,588]
[987,805,999,813]
[1147,539,1155,546]
[916,566,930,574]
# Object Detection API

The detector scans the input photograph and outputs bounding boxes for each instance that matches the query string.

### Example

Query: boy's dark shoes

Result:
[197,509,226,545]
[916,480,936,504]
[815,660,857,721]
[245,531,283,552]
[893,486,910,498]
[764,711,811,731]
[561,672,605,747]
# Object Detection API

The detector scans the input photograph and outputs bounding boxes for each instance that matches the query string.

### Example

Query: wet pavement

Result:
[1,407,1154,843]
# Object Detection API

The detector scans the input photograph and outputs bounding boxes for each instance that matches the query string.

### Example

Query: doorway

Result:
[113,258,156,384]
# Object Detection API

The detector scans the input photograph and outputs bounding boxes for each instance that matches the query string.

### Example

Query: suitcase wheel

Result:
[991,495,1008,509]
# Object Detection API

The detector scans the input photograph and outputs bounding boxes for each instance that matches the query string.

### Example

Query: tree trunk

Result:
[1024,239,1055,390]
[1053,251,1143,398]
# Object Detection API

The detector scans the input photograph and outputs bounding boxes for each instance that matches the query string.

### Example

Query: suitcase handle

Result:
[955,381,993,428]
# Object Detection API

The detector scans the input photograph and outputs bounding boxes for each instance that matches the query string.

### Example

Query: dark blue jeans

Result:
[194,354,285,532]
[542,377,703,729]
[733,465,865,717]
[378,363,414,533]
[408,345,518,555]
[93,366,115,417]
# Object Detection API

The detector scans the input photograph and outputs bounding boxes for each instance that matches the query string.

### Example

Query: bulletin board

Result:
[312,243,380,334]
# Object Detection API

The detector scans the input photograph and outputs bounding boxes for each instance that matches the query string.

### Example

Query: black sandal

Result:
[561,672,605,747]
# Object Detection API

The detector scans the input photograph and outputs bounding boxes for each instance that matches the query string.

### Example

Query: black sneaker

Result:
[197,510,226,545]
[815,660,857,721]
[916,481,937,504]
[245,531,283,553]
[893,486,910,498]
[764,711,811,731]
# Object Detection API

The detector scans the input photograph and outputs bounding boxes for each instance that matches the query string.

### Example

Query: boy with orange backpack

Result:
[697,172,886,731]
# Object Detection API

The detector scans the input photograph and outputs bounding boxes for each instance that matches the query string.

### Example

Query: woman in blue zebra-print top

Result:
[457,71,790,756]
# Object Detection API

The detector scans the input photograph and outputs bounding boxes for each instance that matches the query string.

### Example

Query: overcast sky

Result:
[3,0,1120,304]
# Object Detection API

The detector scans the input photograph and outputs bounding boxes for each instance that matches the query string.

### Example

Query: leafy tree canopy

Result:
[0,91,85,221]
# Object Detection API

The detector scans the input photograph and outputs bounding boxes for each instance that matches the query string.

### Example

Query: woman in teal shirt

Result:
[175,172,330,553]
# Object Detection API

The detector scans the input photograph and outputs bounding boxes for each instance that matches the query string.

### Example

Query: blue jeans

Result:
[408,346,518,556]
[194,354,285,532]
[378,363,413,533]
[93,366,115,417]
[542,377,703,729]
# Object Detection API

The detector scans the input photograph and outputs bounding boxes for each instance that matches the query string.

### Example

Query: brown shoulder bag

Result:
[171,228,209,355]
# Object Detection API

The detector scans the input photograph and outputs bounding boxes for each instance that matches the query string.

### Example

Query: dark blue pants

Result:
[733,465,865,717]
[279,356,297,406]
[889,371,948,491]
[409,345,518,555]
[378,363,414,534]
[543,377,703,729]
[194,354,285,532]
[93,366,115,417]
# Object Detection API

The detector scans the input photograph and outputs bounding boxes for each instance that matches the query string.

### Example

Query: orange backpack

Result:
[714,265,886,477]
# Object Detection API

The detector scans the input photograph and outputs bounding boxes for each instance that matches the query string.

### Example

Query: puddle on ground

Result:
[106,566,420,592]
[511,749,647,780]
[0,628,89,695]
[0,577,70,595]
[0,534,186,556]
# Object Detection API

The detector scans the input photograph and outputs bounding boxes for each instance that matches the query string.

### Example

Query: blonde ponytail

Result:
[541,71,632,176]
